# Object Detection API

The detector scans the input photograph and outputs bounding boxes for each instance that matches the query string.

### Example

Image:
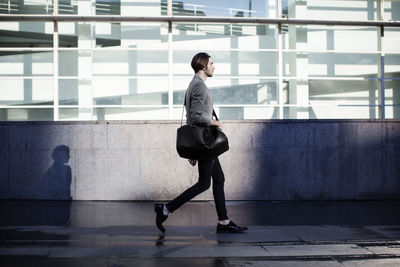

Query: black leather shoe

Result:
[154,203,168,233]
[216,221,248,233]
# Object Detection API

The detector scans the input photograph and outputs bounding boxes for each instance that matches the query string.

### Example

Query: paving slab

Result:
[284,225,388,242]
[225,259,342,267]
[364,245,400,255]
[108,257,227,267]
[365,226,400,239]
[341,258,400,267]
[262,244,372,257]
[0,258,108,267]
[203,226,300,243]
[49,246,161,258]
[160,245,268,258]
[0,247,51,257]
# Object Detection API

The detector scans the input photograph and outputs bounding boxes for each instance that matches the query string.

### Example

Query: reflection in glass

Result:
[58,0,118,15]
[92,78,169,105]
[59,0,164,16]
[282,25,378,52]
[0,22,53,48]
[59,79,78,105]
[59,50,168,77]
[283,0,378,21]
[385,105,400,119]
[283,52,379,78]
[283,77,381,119]
[385,53,400,119]
[59,108,79,120]
[0,51,53,76]
[241,106,279,119]
[58,0,78,14]
[384,0,400,21]
[120,0,163,16]
[385,78,400,119]
[0,78,53,105]
[59,51,78,76]
[93,107,169,120]
[284,79,380,104]
[384,28,400,53]
[385,54,400,77]
[283,106,380,119]
[173,23,277,50]
[58,108,91,120]
[119,22,168,49]
[96,0,120,15]
[59,22,168,48]
[0,108,53,121]
[60,78,169,106]
[308,79,380,105]
[169,0,277,18]
[93,50,168,76]
[0,0,53,14]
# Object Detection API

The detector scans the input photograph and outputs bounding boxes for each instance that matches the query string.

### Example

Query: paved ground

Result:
[1,200,400,266]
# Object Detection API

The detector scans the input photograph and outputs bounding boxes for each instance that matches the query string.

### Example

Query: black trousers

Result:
[165,158,228,221]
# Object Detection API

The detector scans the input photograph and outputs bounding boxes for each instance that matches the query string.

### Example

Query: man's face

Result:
[204,58,215,77]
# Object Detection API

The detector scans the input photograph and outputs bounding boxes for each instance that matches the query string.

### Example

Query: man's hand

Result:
[210,119,224,130]
[188,159,197,166]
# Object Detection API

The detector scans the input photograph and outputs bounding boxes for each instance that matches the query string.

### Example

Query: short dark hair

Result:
[191,52,210,73]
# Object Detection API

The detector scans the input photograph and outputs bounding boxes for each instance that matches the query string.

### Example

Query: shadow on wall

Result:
[1,145,72,225]
[250,122,400,201]
[41,145,72,200]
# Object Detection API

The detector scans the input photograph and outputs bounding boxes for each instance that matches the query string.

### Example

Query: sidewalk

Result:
[1,200,400,266]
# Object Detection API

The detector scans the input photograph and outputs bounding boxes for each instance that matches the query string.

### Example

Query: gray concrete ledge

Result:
[0,120,399,200]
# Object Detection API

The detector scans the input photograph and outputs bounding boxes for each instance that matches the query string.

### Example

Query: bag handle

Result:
[180,92,219,127]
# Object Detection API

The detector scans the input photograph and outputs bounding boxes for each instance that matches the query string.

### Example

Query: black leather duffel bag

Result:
[176,110,229,160]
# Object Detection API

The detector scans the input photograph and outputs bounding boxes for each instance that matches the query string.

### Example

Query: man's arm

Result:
[190,83,211,126]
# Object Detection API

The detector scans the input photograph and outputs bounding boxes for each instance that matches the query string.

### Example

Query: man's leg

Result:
[211,158,228,220]
[211,158,248,233]
[166,159,213,213]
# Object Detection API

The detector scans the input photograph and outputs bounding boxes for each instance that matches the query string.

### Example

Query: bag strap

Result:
[180,91,187,127]
[212,109,219,121]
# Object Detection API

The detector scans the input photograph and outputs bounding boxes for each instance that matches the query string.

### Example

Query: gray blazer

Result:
[185,74,213,126]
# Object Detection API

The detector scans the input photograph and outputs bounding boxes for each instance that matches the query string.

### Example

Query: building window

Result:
[0,0,399,120]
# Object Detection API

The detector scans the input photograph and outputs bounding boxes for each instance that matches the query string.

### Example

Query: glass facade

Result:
[0,0,399,121]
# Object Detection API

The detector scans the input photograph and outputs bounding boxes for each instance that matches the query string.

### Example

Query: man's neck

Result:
[196,71,207,82]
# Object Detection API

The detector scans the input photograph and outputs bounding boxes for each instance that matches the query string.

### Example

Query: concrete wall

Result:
[0,120,399,201]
